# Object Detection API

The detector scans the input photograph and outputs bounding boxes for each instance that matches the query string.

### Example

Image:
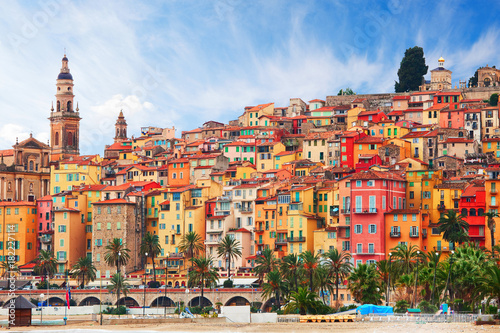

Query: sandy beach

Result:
[1,320,498,333]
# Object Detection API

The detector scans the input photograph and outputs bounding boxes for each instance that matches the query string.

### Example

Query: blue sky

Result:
[0,0,499,154]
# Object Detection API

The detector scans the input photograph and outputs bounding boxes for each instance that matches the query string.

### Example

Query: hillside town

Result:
[2,53,500,303]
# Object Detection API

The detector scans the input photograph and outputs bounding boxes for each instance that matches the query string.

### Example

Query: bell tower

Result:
[114,110,128,143]
[49,54,81,161]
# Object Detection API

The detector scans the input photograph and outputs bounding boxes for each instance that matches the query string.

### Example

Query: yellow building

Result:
[313,184,338,254]
[287,186,320,254]
[383,124,410,139]
[346,107,365,129]
[0,201,37,267]
[240,103,275,127]
[482,138,500,159]
[273,150,300,170]
[256,142,286,172]
[385,209,425,255]
[50,155,102,194]
[485,168,500,249]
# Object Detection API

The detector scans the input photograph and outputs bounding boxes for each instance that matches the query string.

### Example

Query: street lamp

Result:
[40,293,45,325]
[387,253,392,306]
[431,252,439,304]
[412,250,420,308]
[164,253,169,318]
[143,252,148,316]
[185,288,190,312]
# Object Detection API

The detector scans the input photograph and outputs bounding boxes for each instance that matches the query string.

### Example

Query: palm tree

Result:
[484,211,499,251]
[71,256,97,289]
[391,244,420,275]
[254,248,278,284]
[300,250,320,292]
[476,265,500,307]
[437,210,470,246]
[323,248,352,305]
[1,261,19,278]
[33,250,57,278]
[285,287,320,315]
[140,232,161,283]
[178,232,204,269]
[107,273,130,307]
[280,253,302,292]
[216,235,242,281]
[188,256,219,304]
[262,270,285,309]
[348,263,383,305]
[104,238,131,275]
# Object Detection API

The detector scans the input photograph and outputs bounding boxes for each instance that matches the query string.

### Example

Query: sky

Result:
[0,0,499,154]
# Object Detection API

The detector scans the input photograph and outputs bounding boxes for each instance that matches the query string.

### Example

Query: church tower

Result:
[114,110,128,143]
[49,54,81,161]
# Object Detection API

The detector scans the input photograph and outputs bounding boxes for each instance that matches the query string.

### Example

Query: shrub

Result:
[223,279,233,288]
[394,300,410,313]
[490,93,499,106]
[102,305,127,315]
[486,305,498,315]
[418,301,438,314]
[148,281,161,288]
[337,304,357,313]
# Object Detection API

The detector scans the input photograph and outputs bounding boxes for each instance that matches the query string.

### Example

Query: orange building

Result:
[385,209,426,256]
[167,158,190,187]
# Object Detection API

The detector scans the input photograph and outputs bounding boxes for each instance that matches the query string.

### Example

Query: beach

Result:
[1,320,498,333]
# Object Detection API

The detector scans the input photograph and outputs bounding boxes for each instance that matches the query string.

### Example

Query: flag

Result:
[66,286,71,309]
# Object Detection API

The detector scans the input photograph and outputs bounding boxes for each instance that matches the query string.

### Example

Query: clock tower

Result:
[49,54,81,161]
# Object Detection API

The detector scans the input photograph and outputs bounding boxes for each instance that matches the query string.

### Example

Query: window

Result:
[368,243,374,254]
[354,224,362,234]
[368,224,376,234]
[357,243,362,254]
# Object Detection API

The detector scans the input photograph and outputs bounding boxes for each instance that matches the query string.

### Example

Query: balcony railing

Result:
[341,208,350,214]
[437,204,446,211]
[289,203,303,211]
[288,237,306,242]
[390,231,401,238]
[409,231,419,238]
[239,206,253,213]
[40,235,52,243]
[490,188,498,194]
[352,208,377,214]
[422,229,427,239]
[275,239,287,245]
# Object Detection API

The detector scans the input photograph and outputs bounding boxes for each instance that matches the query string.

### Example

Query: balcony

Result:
[288,237,306,243]
[437,204,446,211]
[289,203,303,212]
[490,203,499,208]
[490,188,498,195]
[352,208,377,214]
[275,239,287,245]
[239,206,253,213]
[341,208,350,214]
[409,231,419,238]
[422,229,427,239]
[390,231,401,238]
[205,238,222,245]
[40,234,52,244]
[168,253,184,259]
[330,207,339,216]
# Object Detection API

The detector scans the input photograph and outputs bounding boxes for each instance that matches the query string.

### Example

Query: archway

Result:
[150,296,176,307]
[117,296,139,307]
[188,296,212,308]
[262,298,277,312]
[224,296,250,306]
[48,296,65,306]
[79,296,101,306]
[484,78,491,87]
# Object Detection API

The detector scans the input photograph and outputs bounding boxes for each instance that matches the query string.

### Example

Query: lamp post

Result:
[185,288,190,312]
[431,252,439,305]
[412,251,420,308]
[164,253,169,318]
[386,253,392,306]
[40,293,45,325]
[143,252,148,316]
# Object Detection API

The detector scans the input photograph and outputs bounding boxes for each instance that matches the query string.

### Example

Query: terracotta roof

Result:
[385,209,421,214]
[0,149,14,157]
[461,184,484,197]
[392,95,410,100]
[445,138,474,144]
[355,136,384,144]
[93,198,133,205]
[309,99,325,103]
[0,201,36,207]
[275,151,296,157]
[348,170,405,181]
[37,195,53,201]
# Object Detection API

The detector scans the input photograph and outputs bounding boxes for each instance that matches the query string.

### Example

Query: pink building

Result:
[223,140,256,163]
[346,171,406,266]
[36,195,53,253]
[439,108,465,129]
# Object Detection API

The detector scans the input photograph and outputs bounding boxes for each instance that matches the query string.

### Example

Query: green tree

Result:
[395,46,428,92]
[34,250,57,278]
[437,210,470,246]
[476,265,500,307]
[178,231,204,268]
[188,256,219,303]
[71,256,97,288]
[348,264,383,305]
[216,235,242,281]
[104,238,131,275]
[285,287,320,315]
[483,211,498,251]
[300,250,321,292]
[468,69,479,87]
[323,248,352,305]
[1,261,19,278]
[107,273,130,307]
[140,232,161,283]
[391,244,420,275]
[262,270,286,309]
[337,88,356,95]
[490,93,499,107]
[254,248,278,284]
[280,253,302,293]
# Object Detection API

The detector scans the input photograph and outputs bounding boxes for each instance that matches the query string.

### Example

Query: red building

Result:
[36,195,53,253]
[340,131,367,168]
[347,171,406,266]
[357,109,387,124]
[459,182,486,247]
[290,115,308,134]
[433,91,462,110]
[355,154,383,172]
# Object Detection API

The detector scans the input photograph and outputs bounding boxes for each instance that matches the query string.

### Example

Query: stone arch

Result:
[48,296,65,306]
[470,208,476,216]
[262,298,276,312]
[150,296,176,307]
[79,296,101,306]
[484,77,492,87]
[224,296,250,306]
[67,101,72,111]
[461,208,468,216]
[116,296,139,307]
[188,296,212,307]
[478,208,485,216]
